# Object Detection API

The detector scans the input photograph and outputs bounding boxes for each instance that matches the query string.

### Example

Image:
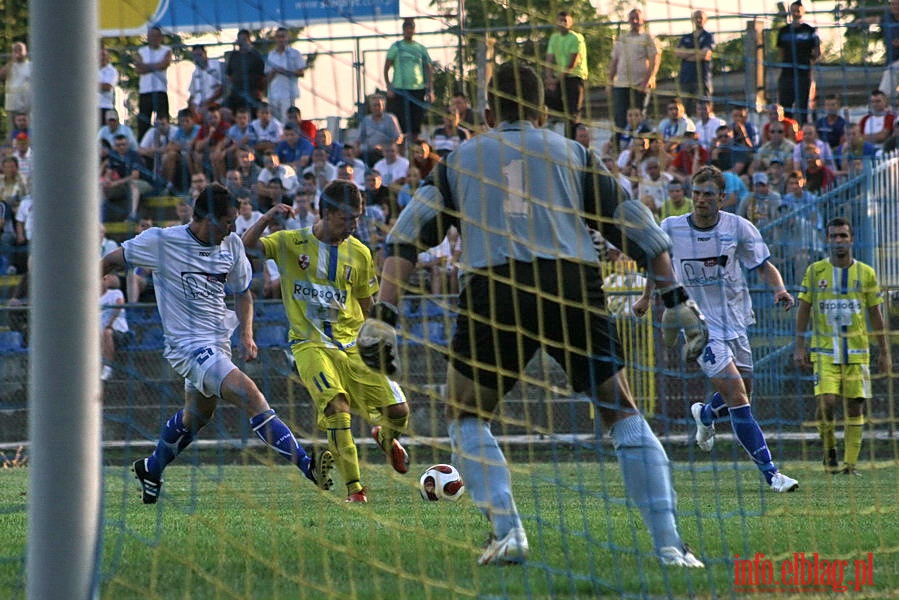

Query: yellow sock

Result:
[325,412,362,494]
[843,415,865,468]
[817,419,836,454]
[378,414,409,448]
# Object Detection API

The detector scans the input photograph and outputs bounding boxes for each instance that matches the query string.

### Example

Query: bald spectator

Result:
[859,89,896,150]
[134,26,172,141]
[356,93,403,166]
[674,10,715,116]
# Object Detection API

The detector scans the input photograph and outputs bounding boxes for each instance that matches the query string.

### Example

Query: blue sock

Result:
[449,418,521,537]
[700,392,728,425]
[611,414,682,550]
[250,409,313,479]
[147,409,196,479]
[729,404,777,483]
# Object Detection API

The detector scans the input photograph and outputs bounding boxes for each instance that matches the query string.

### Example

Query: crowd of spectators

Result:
[2,2,899,306]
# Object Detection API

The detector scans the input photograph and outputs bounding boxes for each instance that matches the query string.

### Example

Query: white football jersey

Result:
[122,226,252,349]
[662,212,770,340]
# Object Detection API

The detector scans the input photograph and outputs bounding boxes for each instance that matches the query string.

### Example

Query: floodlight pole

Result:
[27,0,102,598]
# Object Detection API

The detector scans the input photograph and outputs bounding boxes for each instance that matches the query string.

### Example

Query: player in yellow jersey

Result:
[794,217,891,475]
[242,180,410,502]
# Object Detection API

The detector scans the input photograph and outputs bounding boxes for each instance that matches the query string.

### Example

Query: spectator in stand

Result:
[776,1,820,122]
[814,95,847,151]
[754,122,796,172]
[11,132,32,188]
[656,98,695,154]
[858,89,896,150]
[0,196,16,273]
[451,92,476,132]
[98,47,118,127]
[235,196,264,237]
[315,129,343,165]
[103,134,154,222]
[191,104,230,182]
[659,179,693,220]
[792,123,834,169]
[775,170,823,286]
[13,189,32,252]
[100,272,130,382]
[729,106,757,154]
[265,27,306,124]
[357,93,403,167]
[694,100,727,152]
[574,123,594,150]
[608,106,651,154]
[720,168,749,213]
[8,111,29,142]
[384,18,433,138]
[174,199,193,225]
[1,157,28,212]
[225,29,266,117]
[134,26,172,141]
[355,187,387,258]
[364,169,392,222]
[801,143,836,193]
[883,120,899,154]
[544,11,588,138]
[163,109,201,192]
[373,142,410,190]
[432,107,470,158]
[286,187,319,230]
[218,107,258,181]
[710,125,751,176]
[99,223,120,258]
[187,45,224,120]
[138,113,174,189]
[224,169,252,202]
[674,10,715,116]
[637,157,673,221]
[250,102,283,157]
[608,8,661,137]
[667,126,708,186]
[767,158,788,195]
[98,110,138,156]
[0,42,31,130]
[737,172,782,232]
[409,139,439,179]
[341,144,368,189]
[335,161,356,185]
[185,172,208,207]
[256,151,299,209]
[761,103,801,144]
[396,165,421,211]
[303,147,338,194]
[275,123,314,173]
[285,106,317,144]
[126,217,157,303]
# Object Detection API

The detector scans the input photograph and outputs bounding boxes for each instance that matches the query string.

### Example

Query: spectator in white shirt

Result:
[372,142,410,191]
[187,45,223,119]
[98,47,119,127]
[265,27,306,123]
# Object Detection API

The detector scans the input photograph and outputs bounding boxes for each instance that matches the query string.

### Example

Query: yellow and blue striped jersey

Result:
[798,259,883,364]
[261,228,379,349]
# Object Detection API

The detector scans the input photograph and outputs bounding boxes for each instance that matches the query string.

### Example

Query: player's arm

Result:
[101,247,126,276]
[793,299,812,368]
[756,259,794,310]
[233,289,258,362]
[242,203,294,253]
[868,303,891,375]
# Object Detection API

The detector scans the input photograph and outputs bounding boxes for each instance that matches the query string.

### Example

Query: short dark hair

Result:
[319,180,363,217]
[488,61,544,123]
[826,216,853,236]
[193,183,236,222]
[692,165,726,192]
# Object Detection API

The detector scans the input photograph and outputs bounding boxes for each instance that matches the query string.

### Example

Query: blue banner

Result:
[100,0,400,36]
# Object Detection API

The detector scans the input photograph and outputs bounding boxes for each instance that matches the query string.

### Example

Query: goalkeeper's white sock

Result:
[611,414,682,550]
[449,418,522,537]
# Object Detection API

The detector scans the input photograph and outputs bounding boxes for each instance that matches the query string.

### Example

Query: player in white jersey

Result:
[634,165,800,493]
[101,184,333,504]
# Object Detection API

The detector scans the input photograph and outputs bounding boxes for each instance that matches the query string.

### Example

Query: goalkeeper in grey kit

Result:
[360,61,708,567]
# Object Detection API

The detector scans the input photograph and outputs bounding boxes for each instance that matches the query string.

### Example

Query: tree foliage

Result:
[833,0,892,64]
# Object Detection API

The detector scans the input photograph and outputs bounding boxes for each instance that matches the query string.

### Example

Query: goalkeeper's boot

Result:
[310,449,335,491]
[345,487,368,503]
[690,402,716,451]
[659,544,705,568]
[133,458,163,504]
[840,465,861,477]
[769,472,799,493]
[823,448,839,473]
[478,527,528,566]
[372,425,409,474]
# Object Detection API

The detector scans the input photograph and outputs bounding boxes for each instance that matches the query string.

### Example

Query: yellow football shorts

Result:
[812,357,871,399]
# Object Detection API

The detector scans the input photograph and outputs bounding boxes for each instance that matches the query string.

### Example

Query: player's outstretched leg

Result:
[729,405,798,492]
[611,414,704,568]
[372,423,409,474]
[691,392,729,451]
[250,408,322,487]
[136,408,205,504]
[449,418,528,565]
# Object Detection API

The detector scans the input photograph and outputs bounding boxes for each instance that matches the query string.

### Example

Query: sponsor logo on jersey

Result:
[292,280,347,305]
[199,250,211,256]
[818,279,828,289]
[298,254,310,270]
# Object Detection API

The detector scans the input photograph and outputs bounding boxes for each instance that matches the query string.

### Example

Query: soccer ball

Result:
[419,464,465,501]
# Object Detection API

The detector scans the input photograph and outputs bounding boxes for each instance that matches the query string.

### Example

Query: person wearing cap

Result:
[738,171,782,232]
[97,109,138,156]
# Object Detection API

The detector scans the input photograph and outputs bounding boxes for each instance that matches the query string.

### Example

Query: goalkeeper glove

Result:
[358,301,400,375]
[659,286,708,361]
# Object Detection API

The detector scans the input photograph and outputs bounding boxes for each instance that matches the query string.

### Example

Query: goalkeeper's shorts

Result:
[451,258,622,396]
